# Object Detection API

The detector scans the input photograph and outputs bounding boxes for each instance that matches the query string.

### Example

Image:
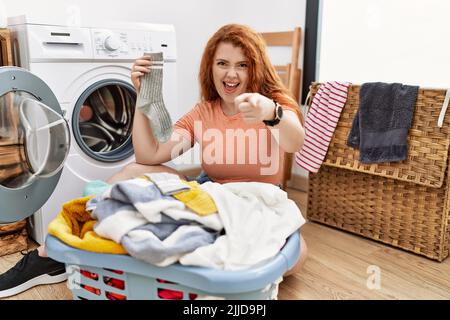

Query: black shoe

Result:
[0,249,67,298]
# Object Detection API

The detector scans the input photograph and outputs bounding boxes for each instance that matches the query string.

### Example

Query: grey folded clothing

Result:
[347,82,419,163]
[146,172,191,195]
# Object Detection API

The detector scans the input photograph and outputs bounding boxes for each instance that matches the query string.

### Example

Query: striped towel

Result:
[295,81,350,173]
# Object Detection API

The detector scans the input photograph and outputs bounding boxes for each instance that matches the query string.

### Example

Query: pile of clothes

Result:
[48,172,305,271]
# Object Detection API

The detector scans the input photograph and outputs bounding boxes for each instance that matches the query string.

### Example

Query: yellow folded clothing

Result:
[48,196,127,254]
[173,181,217,216]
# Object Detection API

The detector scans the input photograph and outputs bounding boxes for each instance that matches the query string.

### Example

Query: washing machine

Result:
[6,15,184,244]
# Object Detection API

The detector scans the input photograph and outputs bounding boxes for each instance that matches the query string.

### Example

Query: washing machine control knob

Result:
[104,35,121,51]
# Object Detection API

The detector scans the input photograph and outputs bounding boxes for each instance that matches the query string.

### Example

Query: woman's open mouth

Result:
[223,82,240,94]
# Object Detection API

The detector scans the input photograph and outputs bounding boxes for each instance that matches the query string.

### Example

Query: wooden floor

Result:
[1,188,450,300]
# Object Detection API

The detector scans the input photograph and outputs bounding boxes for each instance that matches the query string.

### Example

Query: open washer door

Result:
[0,67,70,223]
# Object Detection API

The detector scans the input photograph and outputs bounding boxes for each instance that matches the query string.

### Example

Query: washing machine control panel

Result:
[92,28,176,60]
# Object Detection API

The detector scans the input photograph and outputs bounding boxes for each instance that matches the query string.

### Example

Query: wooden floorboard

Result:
[279,188,450,300]
[0,188,449,300]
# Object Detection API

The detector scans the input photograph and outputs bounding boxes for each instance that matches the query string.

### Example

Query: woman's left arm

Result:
[235,93,305,153]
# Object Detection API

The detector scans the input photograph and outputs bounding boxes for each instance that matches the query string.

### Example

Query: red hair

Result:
[198,24,303,124]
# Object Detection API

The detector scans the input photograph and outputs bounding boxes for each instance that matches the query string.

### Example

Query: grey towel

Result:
[347,82,419,163]
[122,224,218,267]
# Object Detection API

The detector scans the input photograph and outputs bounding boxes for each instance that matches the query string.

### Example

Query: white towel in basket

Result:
[179,181,305,270]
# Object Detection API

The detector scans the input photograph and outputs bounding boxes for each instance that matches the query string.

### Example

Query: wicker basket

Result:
[307,83,450,261]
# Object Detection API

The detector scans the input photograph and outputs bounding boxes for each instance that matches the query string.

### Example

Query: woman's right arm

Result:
[131,56,192,165]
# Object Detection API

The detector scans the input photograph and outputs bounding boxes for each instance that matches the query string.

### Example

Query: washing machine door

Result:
[0,67,70,223]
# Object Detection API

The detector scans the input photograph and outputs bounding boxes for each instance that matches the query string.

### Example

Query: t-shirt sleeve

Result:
[174,104,202,146]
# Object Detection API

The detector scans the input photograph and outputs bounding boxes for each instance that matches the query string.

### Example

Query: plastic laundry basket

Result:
[45,232,300,300]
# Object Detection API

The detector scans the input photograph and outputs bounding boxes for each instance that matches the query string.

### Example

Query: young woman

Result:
[0,24,307,298]
[113,22,308,275]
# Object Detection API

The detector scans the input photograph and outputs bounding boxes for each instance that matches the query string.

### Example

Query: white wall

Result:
[1,0,307,174]
[318,0,450,88]
[1,0,306,115]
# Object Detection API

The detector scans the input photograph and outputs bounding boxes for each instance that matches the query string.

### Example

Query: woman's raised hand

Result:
[131,55,152,93]
[234,93,276,123]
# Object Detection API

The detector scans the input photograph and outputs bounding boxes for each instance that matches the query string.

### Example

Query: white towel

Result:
[179,181,305,270]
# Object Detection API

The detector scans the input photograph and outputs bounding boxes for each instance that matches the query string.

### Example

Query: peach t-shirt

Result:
[174,100,293,185]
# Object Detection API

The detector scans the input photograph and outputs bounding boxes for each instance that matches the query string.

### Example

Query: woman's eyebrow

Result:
[215,58,248,64]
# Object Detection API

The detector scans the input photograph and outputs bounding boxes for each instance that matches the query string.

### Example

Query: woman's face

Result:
[212,42,249,106]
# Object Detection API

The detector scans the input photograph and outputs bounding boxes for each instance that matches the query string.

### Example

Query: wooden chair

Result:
[0,28,13,66]
[260,27,302,190]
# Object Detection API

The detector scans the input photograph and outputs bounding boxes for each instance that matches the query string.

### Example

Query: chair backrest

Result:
[260,27,302,102]
[259,27,302,190]
[0,29,13,66]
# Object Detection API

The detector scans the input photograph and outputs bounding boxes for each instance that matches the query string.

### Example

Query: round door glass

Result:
[0,91,70,189]
[73,81,136,162]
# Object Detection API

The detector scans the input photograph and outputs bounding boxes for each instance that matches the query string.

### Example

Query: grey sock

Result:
[136,52,173,143]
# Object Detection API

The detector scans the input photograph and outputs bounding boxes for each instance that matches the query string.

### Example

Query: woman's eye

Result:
[238,63,248,68]
[217,61,226,66]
